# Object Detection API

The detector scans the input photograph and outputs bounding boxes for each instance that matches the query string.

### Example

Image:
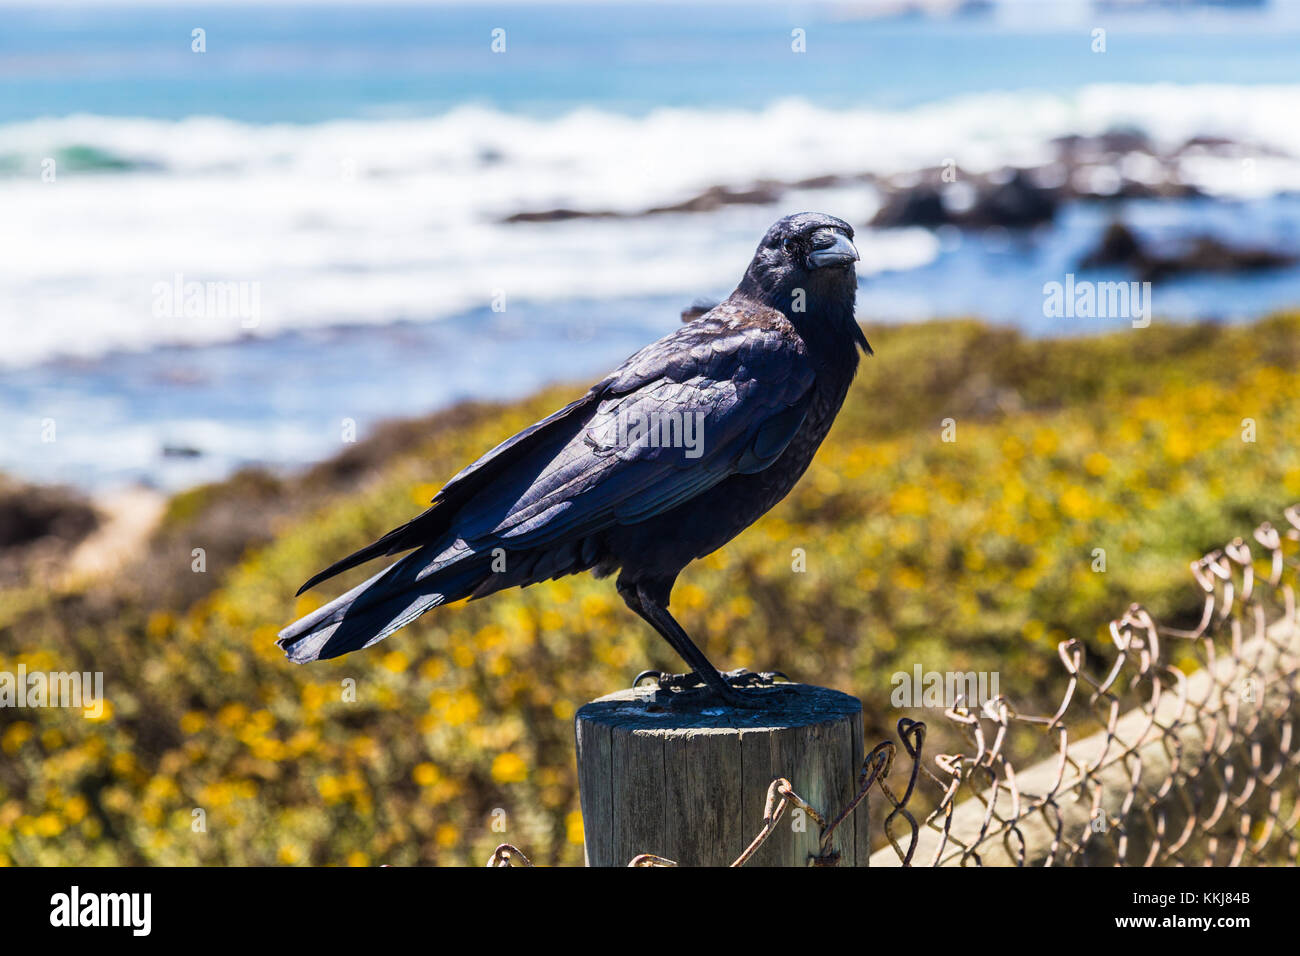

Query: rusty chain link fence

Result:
[489,507,1300,867]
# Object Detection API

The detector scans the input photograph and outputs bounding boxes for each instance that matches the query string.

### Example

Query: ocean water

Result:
[5,1,1300,489]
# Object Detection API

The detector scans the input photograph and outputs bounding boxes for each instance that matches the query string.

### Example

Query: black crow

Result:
[278,212,868,706]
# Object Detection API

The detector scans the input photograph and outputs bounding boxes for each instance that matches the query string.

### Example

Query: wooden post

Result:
[575,682,868,866]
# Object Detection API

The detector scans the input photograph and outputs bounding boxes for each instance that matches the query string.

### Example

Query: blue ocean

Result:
[4,1,1300,489]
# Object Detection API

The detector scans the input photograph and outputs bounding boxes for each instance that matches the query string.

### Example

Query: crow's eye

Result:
[782,238,798,254]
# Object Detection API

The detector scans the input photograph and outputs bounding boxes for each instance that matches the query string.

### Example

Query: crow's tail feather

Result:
[294,505,451,596]
[276,550,491,663]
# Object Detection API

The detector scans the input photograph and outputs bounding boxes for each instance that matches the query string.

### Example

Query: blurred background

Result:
[2,0,1300,866]
[4,0,1300,489]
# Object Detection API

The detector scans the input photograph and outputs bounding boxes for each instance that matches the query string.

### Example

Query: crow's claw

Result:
[632,668,790,691]
[721,668,789,687]
[631,669,707,691]
[632,669,666,689]
[656,671,706,691]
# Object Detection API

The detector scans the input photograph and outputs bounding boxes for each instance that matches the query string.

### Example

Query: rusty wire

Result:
[487,508,1300,867]
[485,843,533,867]
[873,506,1300,867]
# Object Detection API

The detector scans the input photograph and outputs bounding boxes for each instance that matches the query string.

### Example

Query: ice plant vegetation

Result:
[1,314,1299,865]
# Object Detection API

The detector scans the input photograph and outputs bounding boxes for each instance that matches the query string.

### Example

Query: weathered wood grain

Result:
[575,682,865,866]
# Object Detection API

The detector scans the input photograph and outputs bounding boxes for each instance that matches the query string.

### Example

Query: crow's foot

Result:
[720,668,789,688]
[632,668,788,708]
[633,668,787,691]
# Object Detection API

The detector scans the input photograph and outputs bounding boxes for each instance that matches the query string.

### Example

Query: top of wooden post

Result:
[577,681,861,733]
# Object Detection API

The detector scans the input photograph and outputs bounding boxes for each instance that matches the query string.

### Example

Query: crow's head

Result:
[737,212,870,355]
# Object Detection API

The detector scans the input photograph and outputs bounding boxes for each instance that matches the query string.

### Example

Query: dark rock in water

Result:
[871,185,948,228]
[1180,134,1237,151]
[502,183,783,224]
[1143,236,1298,282]
[1081,220,1298,282]
[873,169,1058,230]
[1109,180,1204,201]
[793,174,849,189]
[1053,128,1153,158]
[162,445,203,459]
[1048,130,1212,202]
[646,184,782,215]
[503,126,1253,230]
[680,298,720,322]
[966,170,1057,229]
[1175,134,1283,158]
[1081,221,1145,268]
[502,207,617,224]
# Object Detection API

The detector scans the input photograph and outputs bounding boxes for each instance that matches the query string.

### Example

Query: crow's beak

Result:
[807,229,860,269]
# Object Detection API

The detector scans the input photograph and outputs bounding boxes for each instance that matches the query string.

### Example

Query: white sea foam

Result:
[4,84,1299,367]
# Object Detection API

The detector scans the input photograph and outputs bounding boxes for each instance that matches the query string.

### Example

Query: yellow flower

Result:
[111,752,137,776]
[491,752,527,784]
[86,700,114,723]
[891,485,928,516]
[1165,429,1196,463]
[145,611,175,640]
[64,796,88,825]
[893,567,925,590]
[443,690,480,726]
[2,723,33,755]
[1030,429,1058,456]
[301,683,329,712]
[1083,452,1110,477]
[1060,485,1093,520]
[293,593,323,618]
[411,482,440,505]
[552,699,576,721]
[179,711,207,735]
[216,702,248,728]
[676,584,707,610]
[316,775,343,803]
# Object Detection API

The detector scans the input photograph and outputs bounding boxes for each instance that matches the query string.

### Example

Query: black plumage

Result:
[278,212,869,706]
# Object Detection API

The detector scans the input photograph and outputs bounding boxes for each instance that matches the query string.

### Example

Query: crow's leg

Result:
[617,580,755,709]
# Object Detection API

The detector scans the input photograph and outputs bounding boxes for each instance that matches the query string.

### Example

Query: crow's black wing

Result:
[412,312,817,570]
[297,309,815,591]
[294,393,599,594]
